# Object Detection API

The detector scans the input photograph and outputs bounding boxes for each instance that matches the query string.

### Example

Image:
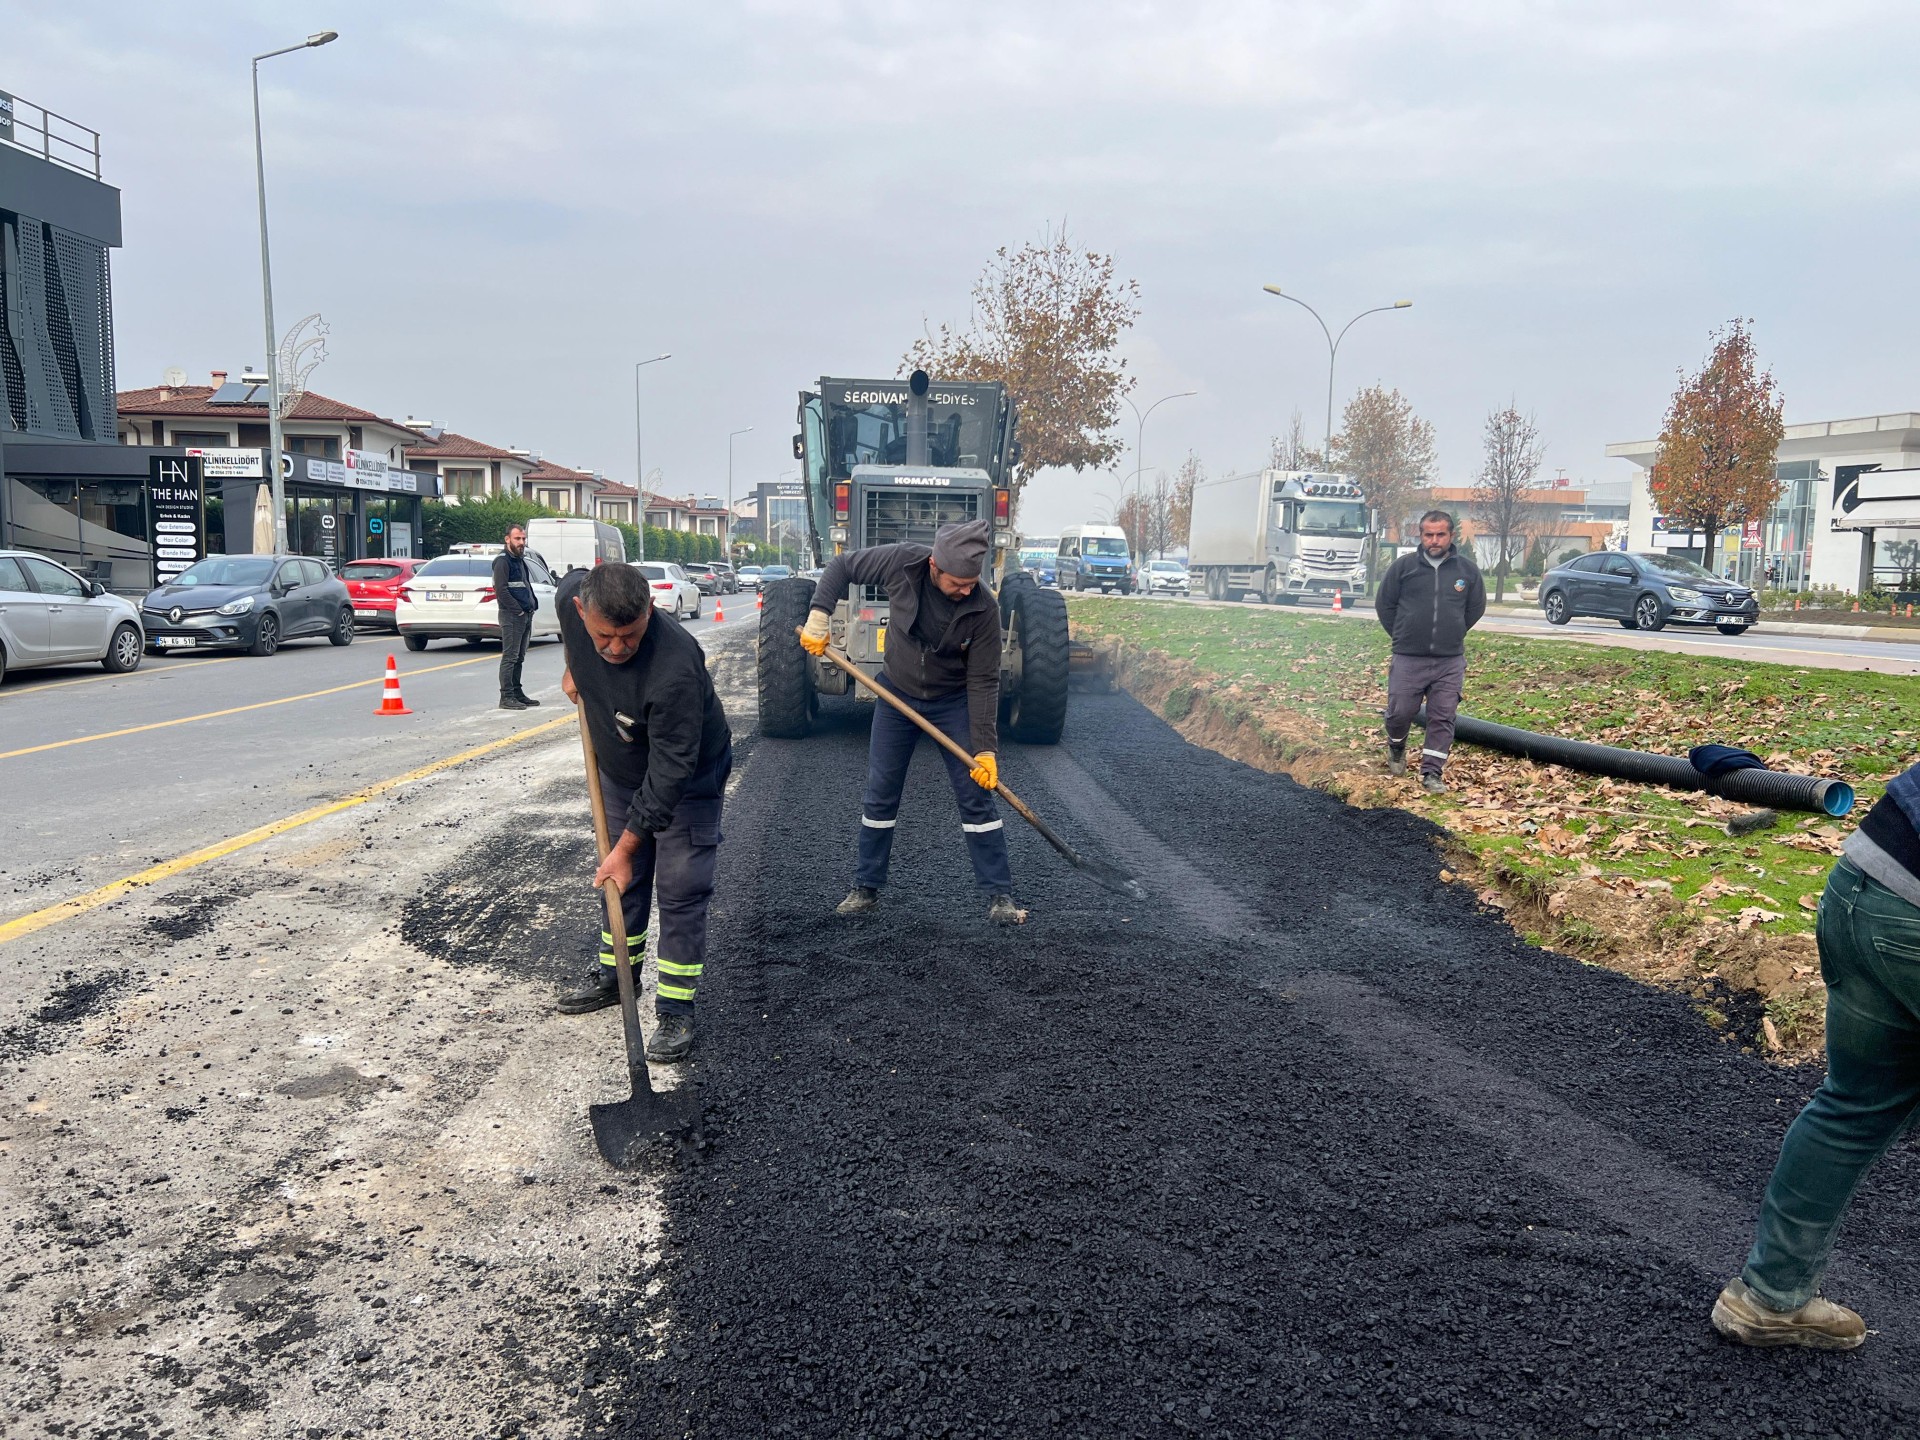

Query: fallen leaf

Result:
[1798,894,1819,912]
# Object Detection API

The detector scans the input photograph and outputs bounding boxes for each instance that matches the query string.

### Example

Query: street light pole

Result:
[1260,285,1411,462]
[1122,390,1196,562]
[633,353,671,558]
[251,30,337,554]
[727,426,753,561]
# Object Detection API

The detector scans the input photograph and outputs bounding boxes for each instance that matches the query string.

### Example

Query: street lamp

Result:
[252,29,337,554]
[1260,285,1411,462]
[1122,390,1196,561]
[633,353,671,557]
[727,427,753,560]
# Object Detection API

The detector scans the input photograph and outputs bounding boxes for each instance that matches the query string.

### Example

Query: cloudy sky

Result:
[10,1,1920,531]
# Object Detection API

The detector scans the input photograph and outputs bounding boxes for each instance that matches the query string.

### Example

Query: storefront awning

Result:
[1832,468,1920,531]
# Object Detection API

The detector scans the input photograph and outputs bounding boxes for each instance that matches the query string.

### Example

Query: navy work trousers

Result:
[597,770,726,1015]
[1383,651,1467,778]
[856,678,1012,894]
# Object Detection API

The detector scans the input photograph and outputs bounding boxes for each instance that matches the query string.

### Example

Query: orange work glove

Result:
[969,751,999,791]
[799,610,832,655]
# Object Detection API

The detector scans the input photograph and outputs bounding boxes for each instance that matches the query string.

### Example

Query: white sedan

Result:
[395,553,560,651]
[636,561,703,619]
[1143,560,1191,596]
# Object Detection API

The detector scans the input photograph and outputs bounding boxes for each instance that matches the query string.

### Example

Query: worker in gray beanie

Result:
[800,520,1019,924]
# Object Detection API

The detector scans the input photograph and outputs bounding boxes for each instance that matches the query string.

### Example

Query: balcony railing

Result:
[0,89,103,179]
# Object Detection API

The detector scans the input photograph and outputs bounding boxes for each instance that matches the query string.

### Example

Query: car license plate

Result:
[354,605,382,615]
[155,635,196,649]
[428,591,458,601]
[875,626,886,654]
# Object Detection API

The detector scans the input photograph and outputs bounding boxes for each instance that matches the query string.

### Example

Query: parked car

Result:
[707,562,741,593]
[141,554,352,657]
[527,517,626,576]
[759,564,794,585]
[0,549,145,683]
[1142,559,1191,596]
[395,552,560,650]
[1538,551,1761,635]
[342,557,429,632]
[635,561,703,619]
[682,561,732,597]
[736,566,765,591]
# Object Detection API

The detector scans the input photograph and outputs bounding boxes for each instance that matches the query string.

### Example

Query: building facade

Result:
[1609,413,1920,592]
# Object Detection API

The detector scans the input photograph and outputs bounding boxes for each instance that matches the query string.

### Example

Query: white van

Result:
[526,517,626,577]
[1056,524,1134,593]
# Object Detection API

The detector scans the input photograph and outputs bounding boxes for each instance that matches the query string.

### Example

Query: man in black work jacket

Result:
[553,563,732,1062]
[492,525,540,711]
[798,518,1019,924]
[1374,509,1487,795]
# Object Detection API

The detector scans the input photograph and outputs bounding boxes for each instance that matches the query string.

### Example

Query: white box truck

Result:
[1188,470,1371,603]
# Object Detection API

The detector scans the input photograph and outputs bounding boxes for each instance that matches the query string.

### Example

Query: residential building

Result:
[522,458,599,515]
[116,377,438,565]
[592,478,639,526]
[1609,412,1920,592]
[643,491,694,531]
[403,428,533,504]
[0,91,189,591]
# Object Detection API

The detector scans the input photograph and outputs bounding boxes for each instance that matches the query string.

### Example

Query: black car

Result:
[1539,551,1759,635]
[141,554,355,657]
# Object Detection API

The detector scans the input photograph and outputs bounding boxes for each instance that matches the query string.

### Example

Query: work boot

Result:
[1387,742,1407,776]
[1422,773,1447,796]
[987,892,1021,926]
[499,693,530,710]
[516,688,542,706]
[556,966,618,1014]
[1711,1277,1866,1351]
[836,886,879,916]
[646,1011,695,1063]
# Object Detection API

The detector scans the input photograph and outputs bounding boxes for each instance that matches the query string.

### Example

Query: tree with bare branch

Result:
[905,225,1141,514]
[1470,404,1546,602]
[1330,386,1436,542]
[1648,320,1786,574]
[1268,410,1325,472]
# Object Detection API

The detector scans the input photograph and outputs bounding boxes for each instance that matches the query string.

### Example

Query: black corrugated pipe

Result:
[1416,709,1855,816]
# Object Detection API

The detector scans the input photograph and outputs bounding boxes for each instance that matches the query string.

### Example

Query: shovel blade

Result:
[1077,855,1146,900]
[590,1087,700,1170]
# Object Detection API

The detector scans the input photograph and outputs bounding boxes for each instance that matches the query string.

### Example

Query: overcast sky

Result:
[10,1,1920,532]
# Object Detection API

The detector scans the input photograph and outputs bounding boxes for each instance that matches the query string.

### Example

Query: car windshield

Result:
[1636,552,1719,580]
[169,557,275,587]
[739,567,762,575]
[1295,501,1369,537]
[343,562,401,581]
[1150,561,1185,572]
[762,565,792,577]
[416,557,492,577]
[1084,537,1129,556]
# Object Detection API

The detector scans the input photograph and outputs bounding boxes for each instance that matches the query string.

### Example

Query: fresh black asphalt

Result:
[565,688,1920,1437]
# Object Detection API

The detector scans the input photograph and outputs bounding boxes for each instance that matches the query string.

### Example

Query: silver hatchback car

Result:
[0,549,146,684]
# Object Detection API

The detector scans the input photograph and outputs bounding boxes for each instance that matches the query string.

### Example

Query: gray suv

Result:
[1540,551,1760,635]
[0,550,146,684]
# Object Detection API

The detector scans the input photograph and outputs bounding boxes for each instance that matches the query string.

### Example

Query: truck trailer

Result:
[755,370,1073,744]
[1188,469,1371,603]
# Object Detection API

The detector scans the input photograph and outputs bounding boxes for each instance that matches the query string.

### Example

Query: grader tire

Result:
[1000,575,1070,745]
[756,577,817,739]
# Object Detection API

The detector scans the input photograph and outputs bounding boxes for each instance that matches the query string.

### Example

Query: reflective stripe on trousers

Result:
[596,768,726,1014]
[856,678,1013,893]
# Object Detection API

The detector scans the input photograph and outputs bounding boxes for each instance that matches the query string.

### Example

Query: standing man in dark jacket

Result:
[1710,762,1920,1351]
[798,518,1018,924]
[1374,510,1487,795]
[492,525,540,711]
[553,564,733,1063]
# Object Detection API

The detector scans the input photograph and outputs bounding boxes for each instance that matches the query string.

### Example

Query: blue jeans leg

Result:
[1741,860,1920,1309]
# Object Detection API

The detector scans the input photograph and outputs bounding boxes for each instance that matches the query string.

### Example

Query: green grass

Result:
[1070,598,1915,939]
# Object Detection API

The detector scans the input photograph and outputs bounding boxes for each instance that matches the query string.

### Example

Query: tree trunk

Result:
[1495,549,1508,603]
[1702,523,1717,575]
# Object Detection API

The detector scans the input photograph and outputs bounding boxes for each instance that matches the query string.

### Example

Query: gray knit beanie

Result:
[930,519,991,580]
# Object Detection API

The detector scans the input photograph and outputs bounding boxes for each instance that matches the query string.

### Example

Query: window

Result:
[1567,554,1607,573]
[21,555,87,597]
[287,435,340,459]
[0,556,30,592]
[175,557,276,587]
[343,562,401,582]
[416,557,493,577]
[445,469,487,500]
[1637,552,1717,580]
[300,560,331,586]
[171,430,232,448]
[537,488,571,512]
[1602,556,1636,578]
[1084,536,1130,556]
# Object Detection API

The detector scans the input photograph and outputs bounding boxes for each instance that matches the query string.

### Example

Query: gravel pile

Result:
[594,693,1920,1437]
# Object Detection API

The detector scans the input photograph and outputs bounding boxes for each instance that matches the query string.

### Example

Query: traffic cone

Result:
[756,590,764,611]
[1332,587,1343,613]
[374,655,413,716]
[713,597,724,623]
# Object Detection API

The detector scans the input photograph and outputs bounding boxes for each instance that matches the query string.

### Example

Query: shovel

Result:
[807,632,1144,900]
[575,704,697,1167]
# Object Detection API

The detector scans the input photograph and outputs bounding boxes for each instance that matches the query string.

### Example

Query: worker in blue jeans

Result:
[1712,762,1920,1349]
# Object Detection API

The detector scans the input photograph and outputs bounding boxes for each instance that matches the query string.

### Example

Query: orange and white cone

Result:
[374,654,413,716]
[713,597,724,623]
[756,590,764,610]
[1332,588,1344,613]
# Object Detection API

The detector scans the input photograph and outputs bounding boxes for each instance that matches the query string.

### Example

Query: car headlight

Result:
[1288,560,1307,575]
[217,595,255,616]
[1666,587,1702,603]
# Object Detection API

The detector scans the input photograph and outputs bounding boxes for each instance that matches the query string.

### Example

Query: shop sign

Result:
[147,455,206,583]
[346,447,392,491]
[185,446,265,478]
[0,92,13,145]
[389,521,412,556]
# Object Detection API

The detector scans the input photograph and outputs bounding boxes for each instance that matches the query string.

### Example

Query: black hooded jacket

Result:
[1374,544,1487,657]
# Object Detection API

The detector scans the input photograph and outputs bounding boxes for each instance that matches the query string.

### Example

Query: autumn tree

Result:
[1115,450,1203,558]
[1648,320,1786,573]
[1168,450,1201,549]
[1329,386,1436,542]
[1268,410,1325,472]
[1470,403,1546,602]
[905,225,1141,513]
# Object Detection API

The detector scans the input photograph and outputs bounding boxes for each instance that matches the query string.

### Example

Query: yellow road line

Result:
[0,655,495,761]
[0,714,574,947]
[0,655,233,698]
